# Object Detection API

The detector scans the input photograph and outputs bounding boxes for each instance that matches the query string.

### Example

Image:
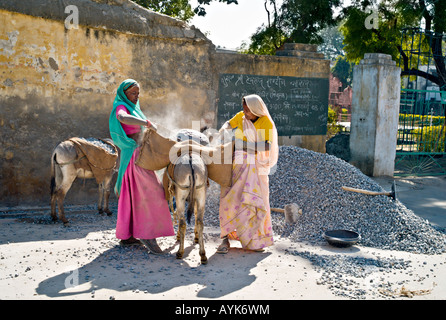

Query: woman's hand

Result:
[145,119,157,132]
[218,121,231,133]
[235,139,270,153]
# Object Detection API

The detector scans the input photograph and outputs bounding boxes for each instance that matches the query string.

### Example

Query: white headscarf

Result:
[242,94,279,175]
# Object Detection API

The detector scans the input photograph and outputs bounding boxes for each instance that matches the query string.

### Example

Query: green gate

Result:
[396,88,446,176]
[395,28,446,176]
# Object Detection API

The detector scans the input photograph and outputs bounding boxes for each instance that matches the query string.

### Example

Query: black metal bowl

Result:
[323,229,361,247]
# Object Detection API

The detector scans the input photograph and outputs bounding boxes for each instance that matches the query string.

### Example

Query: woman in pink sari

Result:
[109,79,175,254]
[217,94,279,253]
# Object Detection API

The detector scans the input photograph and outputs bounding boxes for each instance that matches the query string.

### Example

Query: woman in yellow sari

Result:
[217,94,279,253]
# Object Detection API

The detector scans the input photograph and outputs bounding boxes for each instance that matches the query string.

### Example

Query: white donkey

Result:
[50,138,118,225]
[167,129,209,264]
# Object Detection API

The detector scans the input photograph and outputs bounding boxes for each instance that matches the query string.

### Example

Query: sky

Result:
[190,0,283,50]
[189,0,353,51]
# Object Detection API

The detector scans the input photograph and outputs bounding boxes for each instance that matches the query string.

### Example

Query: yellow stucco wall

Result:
[0,10,132,99]
[0,4,329,206]
[0,8,215,206]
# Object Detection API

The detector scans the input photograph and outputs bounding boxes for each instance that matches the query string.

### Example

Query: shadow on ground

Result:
[35,240,271,299]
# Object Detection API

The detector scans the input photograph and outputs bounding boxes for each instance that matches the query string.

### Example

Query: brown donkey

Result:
[50,138,118,225]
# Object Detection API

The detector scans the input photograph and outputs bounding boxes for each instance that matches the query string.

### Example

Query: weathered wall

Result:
[0,0,215,207]
[0,0,329,207]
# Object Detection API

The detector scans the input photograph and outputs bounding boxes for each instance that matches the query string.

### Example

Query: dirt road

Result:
[1,209,445,301]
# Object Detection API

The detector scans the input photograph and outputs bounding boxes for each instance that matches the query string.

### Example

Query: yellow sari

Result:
[219,94,279,250]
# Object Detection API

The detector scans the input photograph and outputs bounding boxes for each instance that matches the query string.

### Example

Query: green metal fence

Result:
[396,28,446,176]
[395,88,446,176]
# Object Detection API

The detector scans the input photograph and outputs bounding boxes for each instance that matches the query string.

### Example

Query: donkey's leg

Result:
[175,185,190,259]
[176,226,181,242]
[195,189,207,264]
[98,182,105,215]
[97,172,113,216]
[193,201,200,244]
[190,154,208,264]
[50,192,58,222]
[57,165,77,225]
[50,156,63,222]
[50,179,58,222]
[101,175,113,216]
[177,217,187,259]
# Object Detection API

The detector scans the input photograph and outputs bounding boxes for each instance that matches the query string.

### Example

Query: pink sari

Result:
[116,147,175,240]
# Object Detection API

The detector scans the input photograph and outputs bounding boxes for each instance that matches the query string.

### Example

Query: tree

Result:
[132,0,238,22]
[194,0,239,17]
[317,25,345,61]
[132,0,195,21]
[331,55,354,88]
[242,0,342,55]
[341,0,446,91]
[341,0,445,154]
[339,6,401,63]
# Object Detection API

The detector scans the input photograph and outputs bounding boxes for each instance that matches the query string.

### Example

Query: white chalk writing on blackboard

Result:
[218,73,328,136]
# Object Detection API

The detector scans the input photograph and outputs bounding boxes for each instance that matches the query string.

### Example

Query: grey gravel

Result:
[288,250,412,299]
[203,145,446,299]
[205,145,446,255]
[82,137,117,154]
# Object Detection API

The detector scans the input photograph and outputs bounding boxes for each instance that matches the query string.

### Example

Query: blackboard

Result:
[217,73,329,136]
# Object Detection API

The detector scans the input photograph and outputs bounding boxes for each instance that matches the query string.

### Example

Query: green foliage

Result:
[339,6,401,63]
[132,0,238,21]
[432,0,446,34]
[400,28,438,69]
[414,125,445,152]
[239,26,286,55]
[282,0,341,44]
[331,55,354,87]
[399,113,446,152]
[243,0,342,55]
[194,0,238,16]
[399,113,445,127]
[340,0,446,63]
[326,105,343,138]
[132,0,195,21]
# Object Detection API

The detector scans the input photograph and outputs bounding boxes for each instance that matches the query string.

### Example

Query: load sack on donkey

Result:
[135,129,234,189]
[68,137,118,183]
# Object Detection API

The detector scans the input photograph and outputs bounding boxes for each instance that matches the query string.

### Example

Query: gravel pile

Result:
[202,145,446,299]
[81,137,117,154]
[204,146,446,255]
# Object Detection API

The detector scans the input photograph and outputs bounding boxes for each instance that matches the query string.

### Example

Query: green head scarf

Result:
[109,79,147,196]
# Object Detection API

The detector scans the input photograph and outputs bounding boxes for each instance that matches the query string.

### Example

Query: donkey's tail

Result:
[50,152,57,196]
[50,145,63,196]
[186,156,195,224]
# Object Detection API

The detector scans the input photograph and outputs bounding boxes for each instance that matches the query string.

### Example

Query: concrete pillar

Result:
[349,53,401,176]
